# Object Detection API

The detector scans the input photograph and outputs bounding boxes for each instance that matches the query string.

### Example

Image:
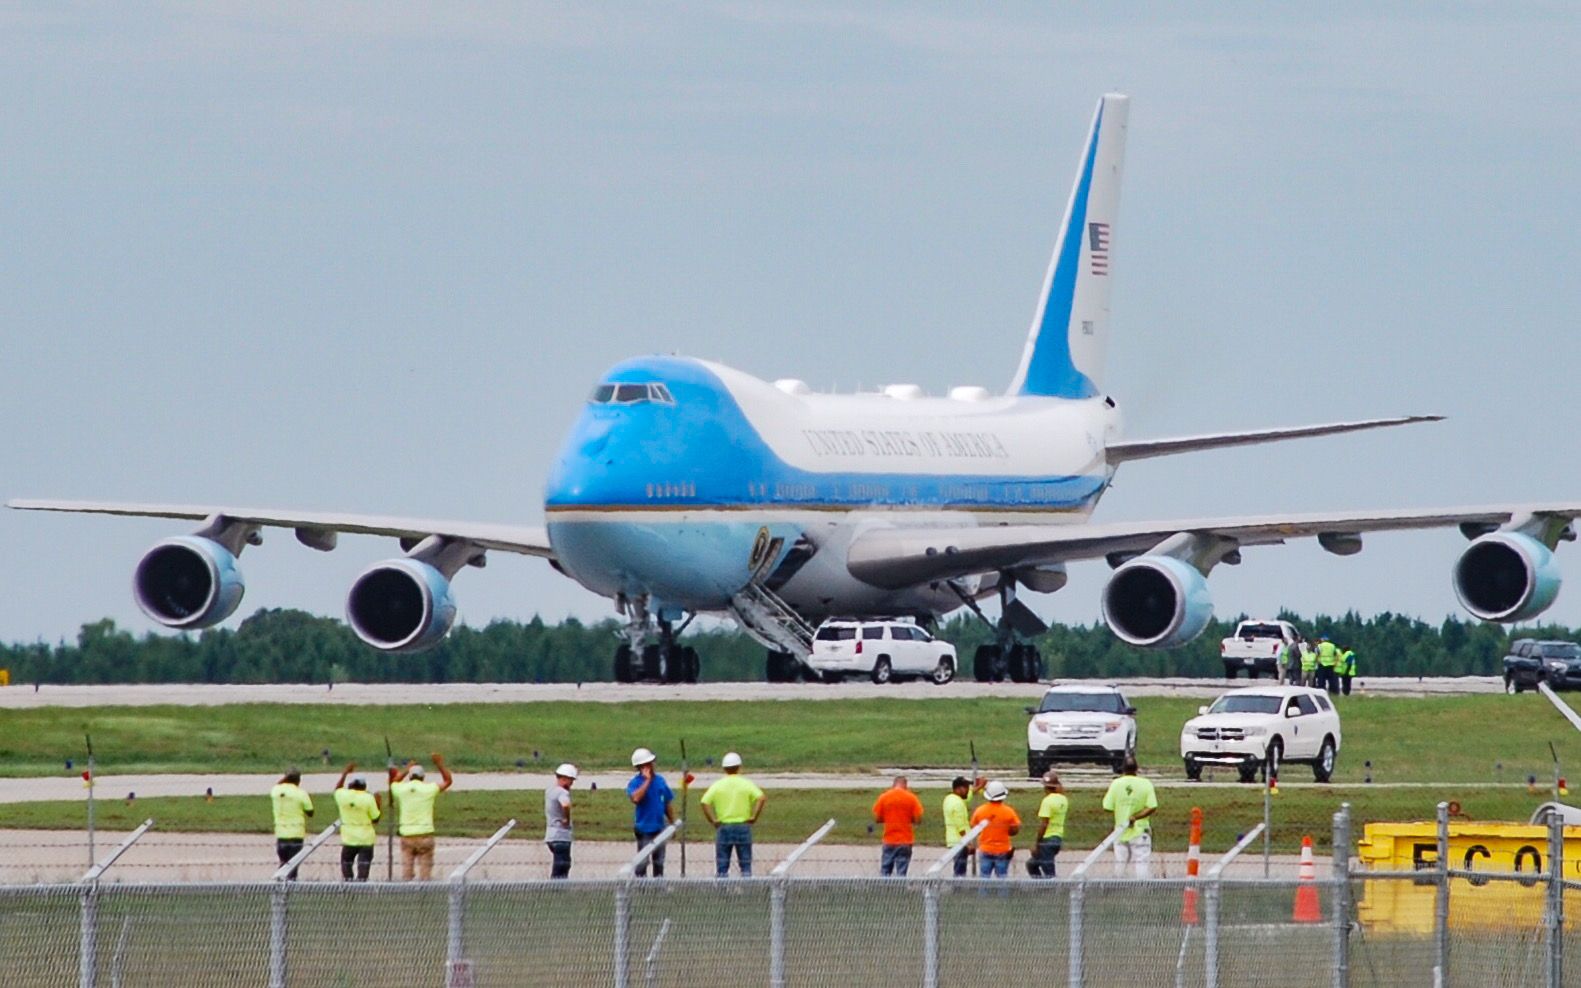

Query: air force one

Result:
[12,93,1580,683]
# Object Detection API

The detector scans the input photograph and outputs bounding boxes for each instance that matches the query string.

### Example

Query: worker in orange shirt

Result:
[968,780,1021,878]
[872,776,925,877]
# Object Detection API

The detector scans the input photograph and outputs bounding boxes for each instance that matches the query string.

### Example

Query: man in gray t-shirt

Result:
[544,763,577,879]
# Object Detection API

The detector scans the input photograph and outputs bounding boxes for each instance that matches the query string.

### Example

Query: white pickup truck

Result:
[1220,619,1300,680]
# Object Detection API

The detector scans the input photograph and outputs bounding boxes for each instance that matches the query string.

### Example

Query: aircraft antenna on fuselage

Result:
[1008,92,1129,400]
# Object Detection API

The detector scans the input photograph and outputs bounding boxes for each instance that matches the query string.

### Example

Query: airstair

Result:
[729,581,816,658]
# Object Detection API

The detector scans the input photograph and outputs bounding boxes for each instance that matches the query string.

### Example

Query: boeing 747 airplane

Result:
[13,94,1579,683]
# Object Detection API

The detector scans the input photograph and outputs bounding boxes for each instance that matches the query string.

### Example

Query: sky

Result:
[4,3,1581,646]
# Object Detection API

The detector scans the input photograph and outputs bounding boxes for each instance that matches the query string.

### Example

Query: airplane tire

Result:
[766,651,795,682]
[1008,644,1036,683]
[683,647,701,684]
[613,645,635,684]
[974,645,999,682]
[642,645,663,682]
[661,644,685,684]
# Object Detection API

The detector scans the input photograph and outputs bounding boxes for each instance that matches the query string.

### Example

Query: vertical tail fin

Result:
[1008,93,1129,398]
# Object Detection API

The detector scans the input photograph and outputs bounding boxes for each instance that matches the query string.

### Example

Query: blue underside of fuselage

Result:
[544,357,1106,606]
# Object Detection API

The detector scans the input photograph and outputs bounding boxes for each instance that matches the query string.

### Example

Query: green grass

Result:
[2,693,1579,785]
[2,784,1562,854]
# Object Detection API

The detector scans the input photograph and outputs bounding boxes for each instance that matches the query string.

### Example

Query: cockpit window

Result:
[589,382,676,406]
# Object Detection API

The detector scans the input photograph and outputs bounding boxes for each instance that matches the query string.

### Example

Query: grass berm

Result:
[0,693,1577,782]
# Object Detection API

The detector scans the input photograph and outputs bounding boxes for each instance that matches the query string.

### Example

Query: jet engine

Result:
[346,558,457,653]
[1453,531,1562,623]
[132,536,247,629]
[1101,555,1214,649]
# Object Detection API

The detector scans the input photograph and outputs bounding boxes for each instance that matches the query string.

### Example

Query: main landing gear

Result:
[951,575,1049,683]
[972,642,1045,683]
[611,597,701,685]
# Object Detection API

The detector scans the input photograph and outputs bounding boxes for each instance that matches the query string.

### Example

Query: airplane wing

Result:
[846,504,1581,588]
[1105,415,1443,464]
[5,499,555,558]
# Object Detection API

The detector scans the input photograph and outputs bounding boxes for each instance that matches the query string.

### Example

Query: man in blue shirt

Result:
[627,747,677,877]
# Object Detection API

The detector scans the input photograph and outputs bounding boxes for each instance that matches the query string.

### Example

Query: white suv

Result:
[808,619,957,685]
[1026,684,1137,776]
[1180,686,1341,783]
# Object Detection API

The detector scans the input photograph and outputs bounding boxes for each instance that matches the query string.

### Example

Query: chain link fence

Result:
[6,860,1581,984]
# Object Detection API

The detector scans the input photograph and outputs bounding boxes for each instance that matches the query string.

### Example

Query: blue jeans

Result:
[1026,837,1062,878]
[634,829,667,878]
[980,852,1011,878]
[880,844,913,877]
[715,824,753,877]
[953,852,969,878]
[547,841,571,879]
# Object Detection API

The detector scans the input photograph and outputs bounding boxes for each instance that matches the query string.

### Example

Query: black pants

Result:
[634,829,667,877]
[1026,837,1063,878]
[341,844,374,881]
[1341,673,1353,696]
[548,841,572,879]
[275,839,304,881]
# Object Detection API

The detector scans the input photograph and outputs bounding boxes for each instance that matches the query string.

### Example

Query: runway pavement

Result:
[0,676,1504,709]
[0,828,1313,884]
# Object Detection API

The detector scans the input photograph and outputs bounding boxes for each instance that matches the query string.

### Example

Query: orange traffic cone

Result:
[1292,835,1322,923]
[1182,807,1202,925]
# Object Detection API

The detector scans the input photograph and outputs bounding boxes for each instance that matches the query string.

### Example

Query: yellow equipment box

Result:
[1358,821,1581,934]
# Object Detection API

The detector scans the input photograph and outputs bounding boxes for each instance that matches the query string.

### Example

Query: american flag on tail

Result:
[1088,221,1110,275]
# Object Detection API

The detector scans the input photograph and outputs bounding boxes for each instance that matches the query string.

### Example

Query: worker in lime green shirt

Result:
[1313,636,1341,694]
[941,776,985,877]
[1101,755,1158,878]
[388,752,453,881]
[1299,639,1319,688]
[700,752,765,877]
[333,762,381,882]
[1340,648,1357,696]
[270,768,314,881]
[1027,770,1069,878]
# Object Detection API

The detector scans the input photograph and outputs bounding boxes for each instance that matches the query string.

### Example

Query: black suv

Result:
[1504,639,1581,693]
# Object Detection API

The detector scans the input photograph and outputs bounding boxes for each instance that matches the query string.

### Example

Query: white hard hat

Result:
[407,765,426,779]
[985,781,1009,802]
[555,763,579,780]
[721,752,743,769]
[631,747,657,767]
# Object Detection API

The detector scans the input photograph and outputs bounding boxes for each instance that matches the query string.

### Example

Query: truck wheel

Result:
[929,657,955,685]
[1237,762,1259,783]
[1224,664,1238,680]
[1506,676,1522,694]
[1313,737,1337,783]
[1184,758,1202,782]
[871,657,893,685]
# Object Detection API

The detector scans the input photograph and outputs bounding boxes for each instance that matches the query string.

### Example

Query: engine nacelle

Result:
[1453,531,1562,623]
[1101,555,1214,649]
[346,558,457,653]
[132,536,246,630]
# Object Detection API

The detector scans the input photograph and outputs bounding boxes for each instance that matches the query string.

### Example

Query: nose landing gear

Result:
[611,596,701,684]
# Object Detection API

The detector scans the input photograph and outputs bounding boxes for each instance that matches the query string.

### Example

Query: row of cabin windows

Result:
[589,382,675,405]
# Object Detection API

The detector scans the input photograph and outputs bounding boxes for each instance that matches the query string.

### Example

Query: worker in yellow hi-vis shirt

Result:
[1026,770,1069,878]
[269,768,314,881]
[333,762,381,882]
[941,775,986,877]
[388,752,453,881]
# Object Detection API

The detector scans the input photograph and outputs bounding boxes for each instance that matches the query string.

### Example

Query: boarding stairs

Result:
[729,581,816,658]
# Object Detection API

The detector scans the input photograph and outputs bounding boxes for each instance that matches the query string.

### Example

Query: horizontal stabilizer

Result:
[1106,415,1443,464]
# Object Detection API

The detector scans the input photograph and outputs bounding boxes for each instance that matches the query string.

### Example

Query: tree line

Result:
[0,607,1568,685]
